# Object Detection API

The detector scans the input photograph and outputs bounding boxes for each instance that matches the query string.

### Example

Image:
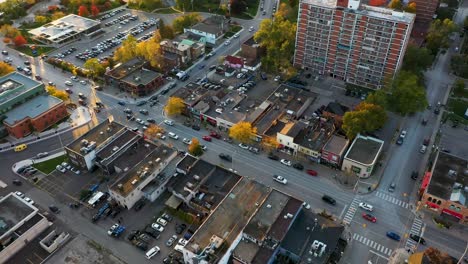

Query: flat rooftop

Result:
[427,152,468,205]
[29,14,100,43]
[344,134,384,165]
[187,179,270,257]
[267,196,303,242]
[189,16,225,35]
[96,129,140,162]
[294,119,335,152]
[0,72,43,106]
[0,194,36,239]
[106,58,146,80]
[281,209,344,264]
[66,119,125,154]
[110,142,175,196]
[121,68,162,86]
[173,159,216,196]
[171,83,206,106]
[3,95,63,125]
[322,135,349,155]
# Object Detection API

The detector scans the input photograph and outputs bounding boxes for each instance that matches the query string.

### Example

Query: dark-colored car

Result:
[386,231,401,241]
[127,230,140,241]
[135,241,148,251]
[293,163,304,170]
[409,234,426,245]
[396,137,404,145]
[219,153,232,162]
[175,223,187,234]
[411,171,418,180]
[136,100,147,106]
[268,153,279,160]
[134,199,146,211]
[49,205,60,213]
[191,124,200,131]
[322,195,336,205]
[111,207,122,218]
[117,101,126,106]
[12,179,22,186]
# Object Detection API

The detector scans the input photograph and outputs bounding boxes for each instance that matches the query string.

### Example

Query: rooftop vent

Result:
[266,204,272,208]
[117,184,123,190]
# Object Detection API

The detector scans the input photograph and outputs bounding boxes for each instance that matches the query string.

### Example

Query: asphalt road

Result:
[2,1,467,263]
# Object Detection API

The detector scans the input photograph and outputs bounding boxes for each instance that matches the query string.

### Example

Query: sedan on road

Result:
[239,143,249,150]
[273,175,287,184]
[322,195,336,205]
[210,131,221,139]
[306,169,318,176]
[280,159,292,166]
[358,202,373,211]
[65,81,73,86]
[202,136,212,142]
[182,138,192,145]
[268,153,279,160]
[386,231,401,241]
[362,213,377,223]
[293,163,304,170]
[409,234,426,245]
[219,153,232,162]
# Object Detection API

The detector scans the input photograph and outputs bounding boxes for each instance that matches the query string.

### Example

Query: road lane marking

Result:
[369,250,390,260]
[353,234,393,256]
[339,204,348,219]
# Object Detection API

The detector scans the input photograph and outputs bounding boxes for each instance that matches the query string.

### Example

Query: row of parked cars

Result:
[98,8,125,21]
[54,47,77,59]
[56,162,80,174]
[103,12,136,27]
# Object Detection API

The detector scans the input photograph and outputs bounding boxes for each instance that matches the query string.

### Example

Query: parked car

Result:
[210,131,221,139]
[56,165,66,173]
[322,195,336,205]
[178,238,188,246]
[362,213,377,223]
[293,163,304,170]
[145,246,160,259]
[358,202,373,211]
[35,152,49,159]
[386,231,401,241]
[168,132,179,140]
[65,81,73,86]
[219,153,232,162]
[13,179,22,186]
[419,145,427,153]
[280,159,292,166]
[202,136,212,141]
[134,199,146,211]
[164,119,174,126]
[15,191,25,198]
[49,205,60,213]
[151,223,164,232]
[248,146,259,154]
[238,143,249,149]
[396,137,404,145]
[157,217,168,226]
[273,175,287,184]
[182,138,192,145]
[191,124,200,131]
[161,213,173,222]
[268,153,279,160]
[175,223,187,234]
[166,235,177,247]
[411,171,418,180]
[306,169,318,176]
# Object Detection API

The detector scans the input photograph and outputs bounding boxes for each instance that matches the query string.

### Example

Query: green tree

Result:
[159,20,175,39]
[83,58,105,79]
[388,71,428,115]
[426,19,458,54]
[365,89,388,109]
[229,122,257,143]
[452,79,466,95]
[342,102,387,139]
[464,15,468,31]
[172,13,202,33]
[113,35,137,63]
[450,54,468,78]
[254,4,297,78]
[402,45,434,73]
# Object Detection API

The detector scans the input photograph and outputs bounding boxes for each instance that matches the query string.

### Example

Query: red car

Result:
[202,136,212,142]
[306,169,318,176]
[362,213,377,223]
[210,131,221,139]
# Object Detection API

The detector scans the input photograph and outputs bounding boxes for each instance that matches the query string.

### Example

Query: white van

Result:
[145,246,160,259]
[174,244,184,253]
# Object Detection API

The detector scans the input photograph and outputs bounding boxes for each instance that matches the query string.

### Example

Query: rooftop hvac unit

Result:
[186,182,194,189]
[80,147,88,154]
[131,179,138,185]
[194,175,200,181]
[81,139,89,146]
[266,204,272,208]
[100,131,104,135]
[88,141,97,150]
[155,158,161,163]
[112,146,119,152]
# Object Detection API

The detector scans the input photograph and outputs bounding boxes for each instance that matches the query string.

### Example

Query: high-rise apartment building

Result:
[294,0,415,89]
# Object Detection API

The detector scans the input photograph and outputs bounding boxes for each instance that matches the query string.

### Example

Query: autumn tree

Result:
[91,5,100,17]
[13,35,27,46]
[172,13,202,33]
[145,124,165,139]
[426,19,458,54]
[83,58,105,79]
[51,11,66,20]
[0,61,14,77]
[404,1,416,13]
[254,4,297,78]
[261,136,279,151]
[424,248,454,264]
[136,31,163,69]
[164,97,185,116]
[78,5,89,17]
[229,122,257,143]
[159,20,175,39]
[113,35,137,63]
[35,15,49,24]
[342,102,387,139]
[388,71,428,115]
[188,138,203,156]
[388,0,402,9]
[46,85,70,101]
[0,24,20,38]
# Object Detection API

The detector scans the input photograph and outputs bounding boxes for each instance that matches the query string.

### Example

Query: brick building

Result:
[412,0,439,24]
[294,0,415,89]
[0,72,68,138]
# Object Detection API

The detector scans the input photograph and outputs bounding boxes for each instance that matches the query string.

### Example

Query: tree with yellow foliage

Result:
[388,0,402,9]
[188,138,203,156]
[164,97,185,116]
[261,136,279,151]
[136,31,163,69]
[113,35,137,63]
[0,61,14,77]
[229,122,257,144]
[144,124,165,139]
[405,1,416,13]
[46,85,69,101]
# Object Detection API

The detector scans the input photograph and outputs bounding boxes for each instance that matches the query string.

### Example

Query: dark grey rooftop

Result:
[3,95,63,125]
[66,119,125,154]
[0,72,43,106]
[324,102,349,116]
[344,134,384,165]
[189,16,226,35]
[106,58,146,80]
[322,135,349,155]
[121,68,162,86]
[243,36,261,47]
[96,129,140,162]
[176,154,198,172]
[232,240,260,263]
[281,210,344,264]
[427,151,468,204]
[267,196,303,241]
[281,122,306,138]
[173,159,216,196]
[243,190,290,241]
[0,194,36,239]
[294,119,335,152]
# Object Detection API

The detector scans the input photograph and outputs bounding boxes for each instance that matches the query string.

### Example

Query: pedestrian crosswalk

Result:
[405,217,424,250]
[353,233,393,256]
[375,191,410,209]
[343,197,360,224]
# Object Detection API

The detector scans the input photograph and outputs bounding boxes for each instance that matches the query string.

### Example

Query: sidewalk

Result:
[0,106,93,152]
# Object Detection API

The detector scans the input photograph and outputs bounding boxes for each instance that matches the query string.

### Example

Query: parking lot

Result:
[439,122,468,158]
[49,9,162,68]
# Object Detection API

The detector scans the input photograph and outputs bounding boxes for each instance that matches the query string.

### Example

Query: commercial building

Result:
[294,0,415,89]
[29,14,100,45]
[161,39,205,69]
[184,16,227,45]
[419,151,467,224]
[0,72,68,138]
[105,58,165,97]
[0,193,50,263]
[65,119,126,170]
[341,134,384,178]
[320,135,349,167]
[241,36,265,71]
